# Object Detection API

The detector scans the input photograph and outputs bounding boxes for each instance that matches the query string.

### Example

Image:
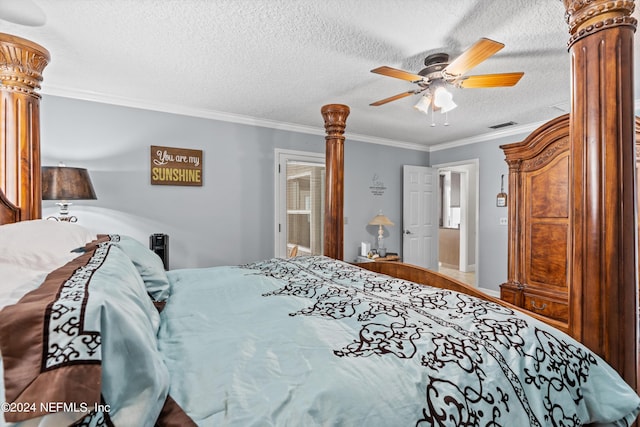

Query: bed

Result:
[0,1,639,426]
[0,222,638,426]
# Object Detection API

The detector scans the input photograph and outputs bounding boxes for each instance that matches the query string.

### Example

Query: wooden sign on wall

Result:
[150,145,203,186]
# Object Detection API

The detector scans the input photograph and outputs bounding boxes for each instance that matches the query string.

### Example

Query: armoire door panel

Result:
[528,155,569,219]
[527,223,568,288]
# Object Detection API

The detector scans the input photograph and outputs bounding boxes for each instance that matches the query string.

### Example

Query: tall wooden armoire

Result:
[500,115,640,334]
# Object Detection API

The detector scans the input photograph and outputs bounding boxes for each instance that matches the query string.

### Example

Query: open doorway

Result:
[274,149,325,258]
[433,159,479,286]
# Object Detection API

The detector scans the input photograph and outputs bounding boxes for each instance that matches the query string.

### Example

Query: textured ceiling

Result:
[1,0,639,149]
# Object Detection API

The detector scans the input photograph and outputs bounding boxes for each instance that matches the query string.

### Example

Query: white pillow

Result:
[0,220,97,271]
[0,262,48,309]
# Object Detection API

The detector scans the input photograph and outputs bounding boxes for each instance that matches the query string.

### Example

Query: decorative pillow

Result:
[0,242,170,425]
[0,220,96,271]
[108,235,170,302]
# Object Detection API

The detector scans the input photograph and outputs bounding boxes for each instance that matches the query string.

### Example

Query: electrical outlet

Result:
[499,217,508,226]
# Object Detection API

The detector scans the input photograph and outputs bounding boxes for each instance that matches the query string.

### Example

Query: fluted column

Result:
[0,33,50,220]
[563,0,638,390]
[502,157,523,299]
[321,104,349,260]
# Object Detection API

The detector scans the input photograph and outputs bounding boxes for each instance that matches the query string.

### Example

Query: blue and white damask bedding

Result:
[0,225,638,426]
[159,256,640,426]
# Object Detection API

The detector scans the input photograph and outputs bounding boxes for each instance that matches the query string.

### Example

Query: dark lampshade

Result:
[42,166,97,200]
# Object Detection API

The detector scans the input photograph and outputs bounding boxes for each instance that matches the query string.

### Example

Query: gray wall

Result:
[39,94,554,291]
[344,141,429,262]
[40,95,429,269]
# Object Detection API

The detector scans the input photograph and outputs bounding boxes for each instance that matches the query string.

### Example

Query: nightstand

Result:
[355,255,401,263]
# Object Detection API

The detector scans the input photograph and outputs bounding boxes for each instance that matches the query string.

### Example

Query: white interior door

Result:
[403,165,438,269]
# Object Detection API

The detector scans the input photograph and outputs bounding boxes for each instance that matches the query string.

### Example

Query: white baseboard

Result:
[460,264,476,273]
[478,287,500,298]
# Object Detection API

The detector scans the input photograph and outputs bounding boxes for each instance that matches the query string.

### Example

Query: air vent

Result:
[489,121,517,129]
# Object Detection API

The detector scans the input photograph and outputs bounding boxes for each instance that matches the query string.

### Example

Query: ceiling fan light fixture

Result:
[433,87,457,113]
[413,92,431,114]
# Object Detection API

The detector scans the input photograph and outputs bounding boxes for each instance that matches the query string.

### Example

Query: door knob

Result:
[404,230,412,234]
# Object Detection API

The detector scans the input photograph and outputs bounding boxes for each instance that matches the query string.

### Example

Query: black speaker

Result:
[150,233,169,270]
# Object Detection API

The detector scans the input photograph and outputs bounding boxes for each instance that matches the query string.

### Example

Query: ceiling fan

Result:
[370,38,524,114]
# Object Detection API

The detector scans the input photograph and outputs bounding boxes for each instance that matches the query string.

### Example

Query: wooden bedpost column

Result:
[563,1,638,391]
[0,33,50,220]
[321,104,349,260]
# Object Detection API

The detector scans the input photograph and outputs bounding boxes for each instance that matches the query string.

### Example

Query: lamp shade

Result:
[413,93,431,114]
[42,166,97,200]
[369,213,394,226]
[433,86,457,113]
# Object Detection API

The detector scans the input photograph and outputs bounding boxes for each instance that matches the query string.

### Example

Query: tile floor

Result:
[438,265,476,286]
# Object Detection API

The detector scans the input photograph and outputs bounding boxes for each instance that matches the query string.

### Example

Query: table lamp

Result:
[368,211,394,254]
[42,164,97,222]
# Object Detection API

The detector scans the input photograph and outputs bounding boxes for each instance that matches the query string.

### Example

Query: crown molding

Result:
[430,99,640,152]
[427,120,549,152]
[41,85,327,134]
[344,132,431,152]
[41,85,431,152]
[41,85,640,155]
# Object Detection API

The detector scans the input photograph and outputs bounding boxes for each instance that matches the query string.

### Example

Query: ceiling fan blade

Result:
[370,90,416,106]
[443,38,504,77]
[456,72,524,88]
[371,66,424,83]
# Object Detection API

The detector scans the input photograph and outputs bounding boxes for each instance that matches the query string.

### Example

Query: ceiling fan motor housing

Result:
[418,53,450,82]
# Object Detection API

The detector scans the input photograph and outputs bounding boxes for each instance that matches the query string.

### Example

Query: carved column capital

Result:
[505,158,522,171]
[321,104,350,141]
[563,0,637,46]
[0,33,49,220]
[0,33,50,97]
